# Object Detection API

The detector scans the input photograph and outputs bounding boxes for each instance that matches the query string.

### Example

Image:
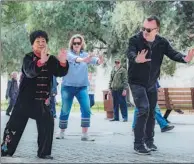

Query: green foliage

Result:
[109,1,144,62]
[88,65,97,73]
[26,1,113,55]
[1,25,31,74]
[1,1,194,76]
[1,1,28,26]
[1,1,31,74]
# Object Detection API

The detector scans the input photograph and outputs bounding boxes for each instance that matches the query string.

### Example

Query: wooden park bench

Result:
[103,88,194,119]
[158,88,194,116]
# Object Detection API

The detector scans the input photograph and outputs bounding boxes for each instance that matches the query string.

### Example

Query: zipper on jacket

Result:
[147,48,152,87]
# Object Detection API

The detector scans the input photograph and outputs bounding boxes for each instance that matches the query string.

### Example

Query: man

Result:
[126,15,194,155]
[50,76,58,118]
[132,80,175,133]
[1,30,69,159]
[5,72,19,116]
[108,58,129,122]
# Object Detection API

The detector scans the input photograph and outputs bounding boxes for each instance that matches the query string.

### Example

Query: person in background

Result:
[50,76,58,118]
[5,72,19,116]
[88,72,96,108]
[108,58,129,122]
[163,107,184,124]
[132,80,175,132]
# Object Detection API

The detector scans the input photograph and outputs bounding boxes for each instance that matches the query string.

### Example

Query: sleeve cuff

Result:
[60,62,67,67]
[182,57,188,63]
[37,60,45,67]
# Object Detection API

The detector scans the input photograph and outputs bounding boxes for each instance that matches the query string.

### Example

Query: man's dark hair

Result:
[147,15,160,27]
[30,30,49,45]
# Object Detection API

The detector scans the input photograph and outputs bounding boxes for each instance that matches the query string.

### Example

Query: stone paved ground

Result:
[1,111,194,163]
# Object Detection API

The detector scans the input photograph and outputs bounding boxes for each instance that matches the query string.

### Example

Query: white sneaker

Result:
[81,134,95,141]
[56,131,65,139]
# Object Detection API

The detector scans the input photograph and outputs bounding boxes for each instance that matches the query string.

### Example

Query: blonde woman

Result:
[56,34,103,141]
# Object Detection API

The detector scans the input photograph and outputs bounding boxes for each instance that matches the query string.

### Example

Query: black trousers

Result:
[163,109,172,120]
[130,84,157,148]
[1,100,54,157]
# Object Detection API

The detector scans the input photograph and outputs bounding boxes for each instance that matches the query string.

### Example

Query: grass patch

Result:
[1,100,135,113]
[1,100,175,114]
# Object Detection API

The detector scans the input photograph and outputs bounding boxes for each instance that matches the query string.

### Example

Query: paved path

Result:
[1,111,194,163]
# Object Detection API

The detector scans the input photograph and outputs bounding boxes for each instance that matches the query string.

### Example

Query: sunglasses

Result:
[73,42,81,46]
[142,27,157,33]
[115,61,120,64]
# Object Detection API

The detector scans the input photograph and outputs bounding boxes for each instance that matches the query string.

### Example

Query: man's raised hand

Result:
[184,48,194,63]
[135,49,151,63]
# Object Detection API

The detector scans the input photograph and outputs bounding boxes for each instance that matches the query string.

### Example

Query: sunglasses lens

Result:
[146,29,151,33]
[73,42,81,45]
[142,27,151,33]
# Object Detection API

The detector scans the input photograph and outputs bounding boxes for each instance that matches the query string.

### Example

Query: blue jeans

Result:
[112,90,128,120]
[59,86,91,129]
[132,104,168,130]
[89,94,95,107]
[50,96,56,117]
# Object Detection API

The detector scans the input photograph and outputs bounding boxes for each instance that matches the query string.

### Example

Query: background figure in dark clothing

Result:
[50,76,58,118]
[108,58,129,122]
[1,30,69,159]
[127,16,194,155]
[5,72,19,116]
[88,72,96,108]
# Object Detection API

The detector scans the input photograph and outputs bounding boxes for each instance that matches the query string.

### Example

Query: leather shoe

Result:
[109,118,119,121]
[38,155,53,159]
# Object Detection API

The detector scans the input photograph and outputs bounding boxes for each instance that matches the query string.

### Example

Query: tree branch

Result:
[89,31,107,45]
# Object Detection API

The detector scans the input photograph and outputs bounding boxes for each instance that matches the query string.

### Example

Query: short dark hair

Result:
[30,30,49,45]
[146,15,160,27]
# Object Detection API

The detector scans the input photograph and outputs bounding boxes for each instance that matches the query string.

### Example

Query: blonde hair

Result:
[68,34,86,51]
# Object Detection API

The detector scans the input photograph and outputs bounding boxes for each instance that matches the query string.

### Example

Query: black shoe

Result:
[146,143,157,151]
[6,113,10,116]
[134,145,151,155]
[161,125,174,132]
[122,119,128,122]
[1,150,12,157]
[109,118,119,121]
[174,109,184,114]
[38,155,53,159]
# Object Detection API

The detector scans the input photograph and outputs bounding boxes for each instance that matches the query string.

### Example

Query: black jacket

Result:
[126,32,186,87]
[16,52,69,116]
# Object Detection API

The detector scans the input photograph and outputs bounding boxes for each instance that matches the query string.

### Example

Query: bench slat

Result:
[168,96,192,100]
[168,88,192,91]
[168,92,191,96]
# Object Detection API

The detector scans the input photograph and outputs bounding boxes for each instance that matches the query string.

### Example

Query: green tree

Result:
[1,1,31,74]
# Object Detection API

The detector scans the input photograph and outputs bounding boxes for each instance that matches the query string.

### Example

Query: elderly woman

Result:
[1,30,69,159]
[56,34,103,141]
